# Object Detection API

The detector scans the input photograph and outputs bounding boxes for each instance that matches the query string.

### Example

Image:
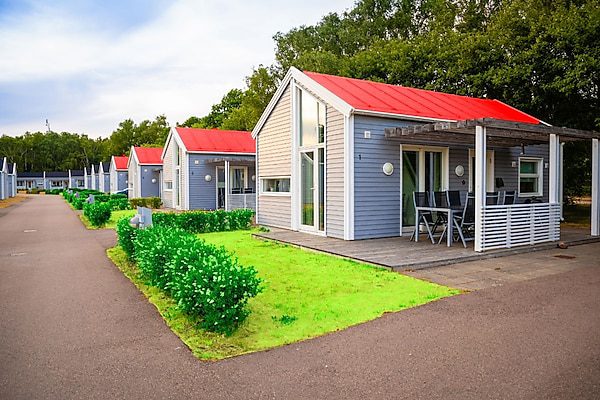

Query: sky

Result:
[0,0,352,138]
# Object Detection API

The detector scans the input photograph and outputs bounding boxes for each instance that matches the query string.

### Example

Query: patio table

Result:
[415,206,454,247]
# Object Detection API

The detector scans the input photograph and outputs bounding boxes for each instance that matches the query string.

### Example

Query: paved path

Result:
[1,195,599,399]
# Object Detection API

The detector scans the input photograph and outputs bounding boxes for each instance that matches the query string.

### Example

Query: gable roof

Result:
[70,169,84,176]
[252,67,541,137]
[132,147,163,165]
[305,71,540,124]
[112,156,129,170]
[174,127,255,154]
[46,171,69,178]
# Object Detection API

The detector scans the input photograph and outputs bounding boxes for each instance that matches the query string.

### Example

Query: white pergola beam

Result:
[592,138,600,236]
[474,125,487,252]
[549,134,560,204]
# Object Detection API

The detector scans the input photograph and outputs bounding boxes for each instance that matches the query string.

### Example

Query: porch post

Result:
[592,138,600,236]
[549,134,560,204]
[224,160,230,212]
[560,142,564,220]
[474,125,487,252]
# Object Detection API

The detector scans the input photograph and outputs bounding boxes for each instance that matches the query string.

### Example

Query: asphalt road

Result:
[1,195,599,399]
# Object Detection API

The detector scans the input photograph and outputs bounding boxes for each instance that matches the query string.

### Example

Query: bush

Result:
[152,209,254,233]
[116,217,137,260]
[130,197,162,209]
[83,202,112,226]
[172,243,262,334]
[117,222,262,334]
[108,197,131,211]
[47,189,63,195]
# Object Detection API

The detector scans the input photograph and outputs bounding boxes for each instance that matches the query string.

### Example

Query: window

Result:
[76,179,84,187]
[17,180,24,187]
[261,178,290,194]
[164,181,173,190]
[519,157,543,197]
[51,181,63,187]
[230,167,246,193]
[299,89,326,146]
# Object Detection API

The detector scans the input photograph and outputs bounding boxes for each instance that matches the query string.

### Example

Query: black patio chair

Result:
[486,191,499,205]
[410,191,436,244]
[457,193,476,246]
[501,190,516,205]
[446,190,462,211]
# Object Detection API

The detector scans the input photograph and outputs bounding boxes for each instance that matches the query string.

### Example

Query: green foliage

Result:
[46,189,63,195]
[116,217,138,260]
[124,224,262,334]
[108,197,131,211]
[129,197,162,209]
[107,115,170,156]
[152,209,254,233]
[83,202,112,227]
[180,89,244,129]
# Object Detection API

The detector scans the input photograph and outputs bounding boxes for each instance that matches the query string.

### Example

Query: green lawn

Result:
[81,209,136,229]
[108,229,460,360]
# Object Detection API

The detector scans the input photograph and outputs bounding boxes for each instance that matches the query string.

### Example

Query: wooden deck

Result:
[254,227,599,271]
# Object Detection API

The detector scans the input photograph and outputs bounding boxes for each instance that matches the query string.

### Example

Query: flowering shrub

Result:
[118,223,262,334]
[83,202,112,226]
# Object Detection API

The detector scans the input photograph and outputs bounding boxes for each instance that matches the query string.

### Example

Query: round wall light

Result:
[251,175,256,182]
[205,174,212,182]
[455,165,465,177]
[382,162,394,176]
[151,178,157,183]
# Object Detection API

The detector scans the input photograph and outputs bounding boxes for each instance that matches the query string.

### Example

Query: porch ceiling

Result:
[205,157,255,165]
[384,118,600,147]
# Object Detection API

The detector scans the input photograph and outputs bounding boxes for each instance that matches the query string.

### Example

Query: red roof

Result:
[175,128,255,153]
[305,71,540,124]
[113,156,128,170]
[133,147,163,165]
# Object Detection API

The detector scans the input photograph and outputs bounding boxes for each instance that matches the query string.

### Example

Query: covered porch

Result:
[205,156,256,211]
[385,118,600,252]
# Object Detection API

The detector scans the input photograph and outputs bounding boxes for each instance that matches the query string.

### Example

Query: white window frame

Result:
[164,181,173,191]
[260,176,291,196]
[518,157,543,197]
[229,166,248,193]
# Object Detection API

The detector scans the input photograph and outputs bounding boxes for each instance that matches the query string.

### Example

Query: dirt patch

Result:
[0,194,28,209]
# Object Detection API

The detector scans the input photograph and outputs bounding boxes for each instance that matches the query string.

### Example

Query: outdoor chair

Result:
[244,187,254,194]
[432,191,449,237]
[410,191,436,244]
[446,193,475,248]
[486,191,499,205]
[502,190,516,205]
[446,190,462,211]
[231,188,242,194]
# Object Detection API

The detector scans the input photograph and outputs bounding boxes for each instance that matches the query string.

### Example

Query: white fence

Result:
[479,203,561,251]
[227,193,256,211]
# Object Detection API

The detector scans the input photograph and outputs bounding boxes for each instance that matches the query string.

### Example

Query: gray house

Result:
[83,167,92,189]
[44,171,69,189]
[128,147,163,199]
[253,68,600,251]
[109,156,128,194]
[1,158,17,199]
[161,127,256,210]
[17,172,45,190]
[98,161,110,193]
[68,170,85,189]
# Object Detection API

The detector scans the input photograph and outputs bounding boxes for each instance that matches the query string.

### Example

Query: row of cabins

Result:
[115,68,600,253]
[13,156,130,193]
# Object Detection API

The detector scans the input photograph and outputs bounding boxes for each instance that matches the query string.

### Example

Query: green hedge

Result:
[130,197,162,209]
[83,202,112,226]
[153,209,254,233]
[46,189,63,195]
[119,222,261,334]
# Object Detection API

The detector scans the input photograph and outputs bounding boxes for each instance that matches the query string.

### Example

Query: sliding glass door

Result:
[401,146,447,229]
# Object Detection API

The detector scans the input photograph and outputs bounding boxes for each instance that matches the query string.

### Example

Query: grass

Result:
[0,194,27,208]
[81,209,136,229]
[107,229,460,360]
[563,203,591,228]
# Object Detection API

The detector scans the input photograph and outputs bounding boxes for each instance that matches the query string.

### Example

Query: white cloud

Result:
[0,0,352,137]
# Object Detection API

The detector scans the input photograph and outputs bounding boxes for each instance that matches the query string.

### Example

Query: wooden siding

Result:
[128,158,138,198]
[188,154,218,210]
[325,102,345,238]
[258,195,292,228]
[257,83,292,228]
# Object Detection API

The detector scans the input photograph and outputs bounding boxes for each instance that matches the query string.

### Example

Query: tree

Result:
[107,115,170,156]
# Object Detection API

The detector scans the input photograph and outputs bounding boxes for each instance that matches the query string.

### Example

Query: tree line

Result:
[1,0,597,197]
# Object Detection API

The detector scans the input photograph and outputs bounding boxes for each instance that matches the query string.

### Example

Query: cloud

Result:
[0,0,352,137]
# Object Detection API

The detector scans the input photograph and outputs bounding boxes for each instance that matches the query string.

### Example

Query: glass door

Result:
[402,147,446,229]
[216,166,225,209]
[402,151,419,227]
[300,151,315,228]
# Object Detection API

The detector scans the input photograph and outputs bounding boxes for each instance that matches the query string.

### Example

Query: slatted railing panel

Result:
[480,203,561,251]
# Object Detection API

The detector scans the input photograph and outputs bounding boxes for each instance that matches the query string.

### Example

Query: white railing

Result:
[227,193,256,210]
[479,203,561,251]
